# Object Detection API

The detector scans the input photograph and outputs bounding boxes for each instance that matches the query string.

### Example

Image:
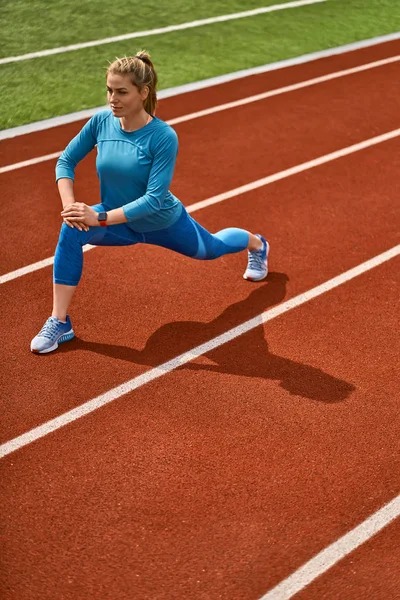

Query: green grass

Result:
[0,0,296,56]
[1,0,399,129]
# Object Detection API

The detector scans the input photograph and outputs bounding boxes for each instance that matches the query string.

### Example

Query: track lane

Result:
[1,39,400,165]
[1,137,400,443]
[2,59,400,275]
[1,257,399,600]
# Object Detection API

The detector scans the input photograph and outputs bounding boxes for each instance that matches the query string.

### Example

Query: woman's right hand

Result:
[59,179,90,232]
[63,216,89,232]
[62,201,89,231]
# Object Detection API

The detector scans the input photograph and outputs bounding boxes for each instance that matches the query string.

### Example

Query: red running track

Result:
[1,41,400,600]
[295,519,400,600]
[1,135,400,440]
[1,257,399,599]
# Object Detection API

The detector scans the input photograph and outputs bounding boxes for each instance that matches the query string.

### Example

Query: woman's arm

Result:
[56,114,100,230]
[58,178,89,231]
[58,178,75,209]
[56,116,98,182]
[60,204,128,227]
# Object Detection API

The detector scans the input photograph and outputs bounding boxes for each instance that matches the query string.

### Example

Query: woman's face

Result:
[106,73,148,117]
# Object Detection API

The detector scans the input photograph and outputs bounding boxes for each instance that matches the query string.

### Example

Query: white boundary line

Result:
[167,55,400,126]
[0,151,63,174]
[259,495,400,599]
[1,126,400,285]
[1,53,399,175]
[1,243,399,459]
[1,31,400,140]
[0,0,326,65]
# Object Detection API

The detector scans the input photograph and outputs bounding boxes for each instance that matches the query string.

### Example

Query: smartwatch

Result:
[97,211,108,227]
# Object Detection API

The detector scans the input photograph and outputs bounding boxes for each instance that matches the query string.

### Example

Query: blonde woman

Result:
[31,51,269,354]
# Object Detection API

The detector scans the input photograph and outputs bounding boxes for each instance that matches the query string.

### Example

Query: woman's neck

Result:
[120,110,151,132]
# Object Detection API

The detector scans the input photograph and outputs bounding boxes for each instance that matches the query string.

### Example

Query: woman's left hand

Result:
[61,203,100,227]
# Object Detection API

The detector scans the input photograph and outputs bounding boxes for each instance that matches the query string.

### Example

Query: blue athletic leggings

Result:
[53,204,250,286]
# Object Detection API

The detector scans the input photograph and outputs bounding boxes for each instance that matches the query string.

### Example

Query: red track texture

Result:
[1,41,399,600]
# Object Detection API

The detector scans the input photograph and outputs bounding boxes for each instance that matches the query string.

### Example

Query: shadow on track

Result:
[63,272,355,403]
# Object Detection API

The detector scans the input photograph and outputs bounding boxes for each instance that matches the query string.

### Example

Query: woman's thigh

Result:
[142,208,199,257]
[142,208,248,259]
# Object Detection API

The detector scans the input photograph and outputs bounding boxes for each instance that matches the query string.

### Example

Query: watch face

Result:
[98,211,107,221]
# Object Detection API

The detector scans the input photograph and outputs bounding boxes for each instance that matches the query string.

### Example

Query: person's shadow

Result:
[64,272,355,402]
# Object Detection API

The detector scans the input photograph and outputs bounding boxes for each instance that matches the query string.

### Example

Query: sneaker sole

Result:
[243,241,270,282]
[243,272,268,282]
[31,330,75,354]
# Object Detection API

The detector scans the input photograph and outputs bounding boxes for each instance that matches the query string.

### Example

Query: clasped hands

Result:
[61,202,99,232]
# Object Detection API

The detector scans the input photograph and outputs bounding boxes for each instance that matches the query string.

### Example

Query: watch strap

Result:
[98,211,108,227]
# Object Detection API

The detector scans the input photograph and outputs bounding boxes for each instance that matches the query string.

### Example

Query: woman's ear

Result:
[140,85,149,101]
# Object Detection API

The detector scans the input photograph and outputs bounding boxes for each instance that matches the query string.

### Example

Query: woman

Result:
[31,51,269,354]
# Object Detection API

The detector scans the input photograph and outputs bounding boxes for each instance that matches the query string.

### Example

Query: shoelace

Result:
[248,247,265,269]
[39,317,61,339]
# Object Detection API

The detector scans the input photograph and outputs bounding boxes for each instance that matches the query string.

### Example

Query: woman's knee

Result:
[60,222,78,238]
[59,222,91,245]
[193,240,226,260]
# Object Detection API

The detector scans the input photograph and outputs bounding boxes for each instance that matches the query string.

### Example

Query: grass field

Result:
[1,0,298,56]
[1,0,400,129]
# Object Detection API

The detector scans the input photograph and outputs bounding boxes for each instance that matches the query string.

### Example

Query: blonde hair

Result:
[106,50,158,114]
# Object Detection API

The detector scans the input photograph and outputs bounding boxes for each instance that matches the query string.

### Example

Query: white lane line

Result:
[186,128,400,212]
[0,243,399,459]
[2,32,400,141]
[259,495,400,599]
[1,127,400,285]
[168,55,400,126]
[0,152,62,174]
[0,245,96,285]
[0,0,326,66]
[1,53,399,174]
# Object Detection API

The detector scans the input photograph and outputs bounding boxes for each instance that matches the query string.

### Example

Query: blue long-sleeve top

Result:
[55,110,183,232]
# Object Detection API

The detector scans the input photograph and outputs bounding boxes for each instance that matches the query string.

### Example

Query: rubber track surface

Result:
[1,41,399,600]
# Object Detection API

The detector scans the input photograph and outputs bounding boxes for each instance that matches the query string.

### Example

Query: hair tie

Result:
[135,55,145,62]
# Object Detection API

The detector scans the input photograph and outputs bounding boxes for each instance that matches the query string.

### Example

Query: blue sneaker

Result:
[243,235,269,281]
[30,315,74,354]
